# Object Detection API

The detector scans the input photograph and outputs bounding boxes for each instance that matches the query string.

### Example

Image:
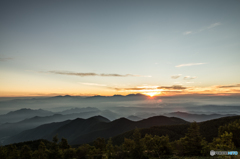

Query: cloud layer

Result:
[46,71,151,77]
[171,74,182,79]
[183,22,221,35]
[158,85,187,90]
[184,76,197,80]
[217,84,240,88]
[114,85,187,91]
[80,83,106,86]
[0,57,13,61]
[176,63,205,67]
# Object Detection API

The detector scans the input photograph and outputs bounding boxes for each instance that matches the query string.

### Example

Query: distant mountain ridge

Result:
[0,108,120,141]
[127,115,143,121]
[0,107,237,143]
[58,107,99,115]
[0,108,54,125]
[164,111,237,122]
[0,94,151,114]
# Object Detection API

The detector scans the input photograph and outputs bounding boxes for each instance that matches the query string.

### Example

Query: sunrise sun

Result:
[143,92,160,97]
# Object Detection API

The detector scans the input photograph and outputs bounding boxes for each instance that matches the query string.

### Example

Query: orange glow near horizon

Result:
[1,84,240,97]
[143,92,161,97]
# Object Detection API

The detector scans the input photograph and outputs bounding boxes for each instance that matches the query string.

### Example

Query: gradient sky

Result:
[1,0,240,97]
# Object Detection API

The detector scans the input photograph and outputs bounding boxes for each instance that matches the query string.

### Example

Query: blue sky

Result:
[0,0,240,96]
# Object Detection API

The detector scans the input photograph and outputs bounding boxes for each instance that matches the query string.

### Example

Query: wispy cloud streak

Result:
[46,71,151,77]
[183,22,221,35]
[171,74,182,79]
[0,57,13,61]
[184,76,197,80]
[80,83,106,86]
[158,85,187,90]
[183,31,192,35]
[176,63,205,67]
[206,22,221,29]
[217,84,240,88]
[114,85,187,91]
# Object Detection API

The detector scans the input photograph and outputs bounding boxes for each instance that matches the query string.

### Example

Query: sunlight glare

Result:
[143,92,160,97]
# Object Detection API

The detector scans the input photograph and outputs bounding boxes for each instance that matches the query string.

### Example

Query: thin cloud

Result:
[114,85,187,91]
[183,22,221,35]
[114,87,150,91]
[183,31,192,35]
[184,76,197,80]
[114,86,158,91]
[0,57,13,61]
[171,74,182,79]
[80,83,106,86]
[206,22,221,29]
[186,82,194,83]
[217,84,240,88]
[157,85,187,90]
[176,63,205,67]
[46,71,151,77]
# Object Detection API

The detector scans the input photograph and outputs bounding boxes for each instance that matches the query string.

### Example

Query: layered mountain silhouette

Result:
[127,115,143,121]
[164,111,237,122]
[1,107,238,145]
[58,107,99,115]
[0,108,54,125]
[3,115,188,145]
[0,108,120,140]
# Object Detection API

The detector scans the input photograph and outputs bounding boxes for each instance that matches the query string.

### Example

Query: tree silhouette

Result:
[59,138,70,150]
[210,131,235,151]
[0,146,7,159]
[32,141,48,159]
[93,137,106,152]
[20,145,32,159]
[174,122,203,156]
[49,135,62,159]
[7,145,19,159]
[106,138,114,158]
[131,128,145,159]
[63,148,76,159]
[219,119,240,147]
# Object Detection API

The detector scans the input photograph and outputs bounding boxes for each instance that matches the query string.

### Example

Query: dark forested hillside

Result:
[112,115,240,145]
[1,117,240,159]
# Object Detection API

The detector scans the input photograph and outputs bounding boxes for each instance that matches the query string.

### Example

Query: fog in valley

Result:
[1,94,240,116]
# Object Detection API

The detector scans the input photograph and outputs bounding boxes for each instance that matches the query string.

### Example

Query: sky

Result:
[0,0,240,97]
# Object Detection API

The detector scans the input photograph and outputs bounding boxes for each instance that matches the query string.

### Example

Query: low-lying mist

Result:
[0,94,240,116]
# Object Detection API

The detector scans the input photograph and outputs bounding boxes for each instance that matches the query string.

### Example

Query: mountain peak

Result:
[88,115,110,123]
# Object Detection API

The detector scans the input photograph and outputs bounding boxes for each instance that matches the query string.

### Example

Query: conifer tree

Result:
[219,119,240,147]
[184,122,203,156]
[106,138,114,158]
[20,145,32,159]
[63,148,76,159]
[93,137,106,152]
[210,131,235,151]
[122,138,134,152]
[76,144,91,159]
[32,141,48,159]
[174,122,203,156]
[131,128,144,159]
[59,138,70,150]
[49,135,62,159]
[0,146,7,159]
[7,145,19,159]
